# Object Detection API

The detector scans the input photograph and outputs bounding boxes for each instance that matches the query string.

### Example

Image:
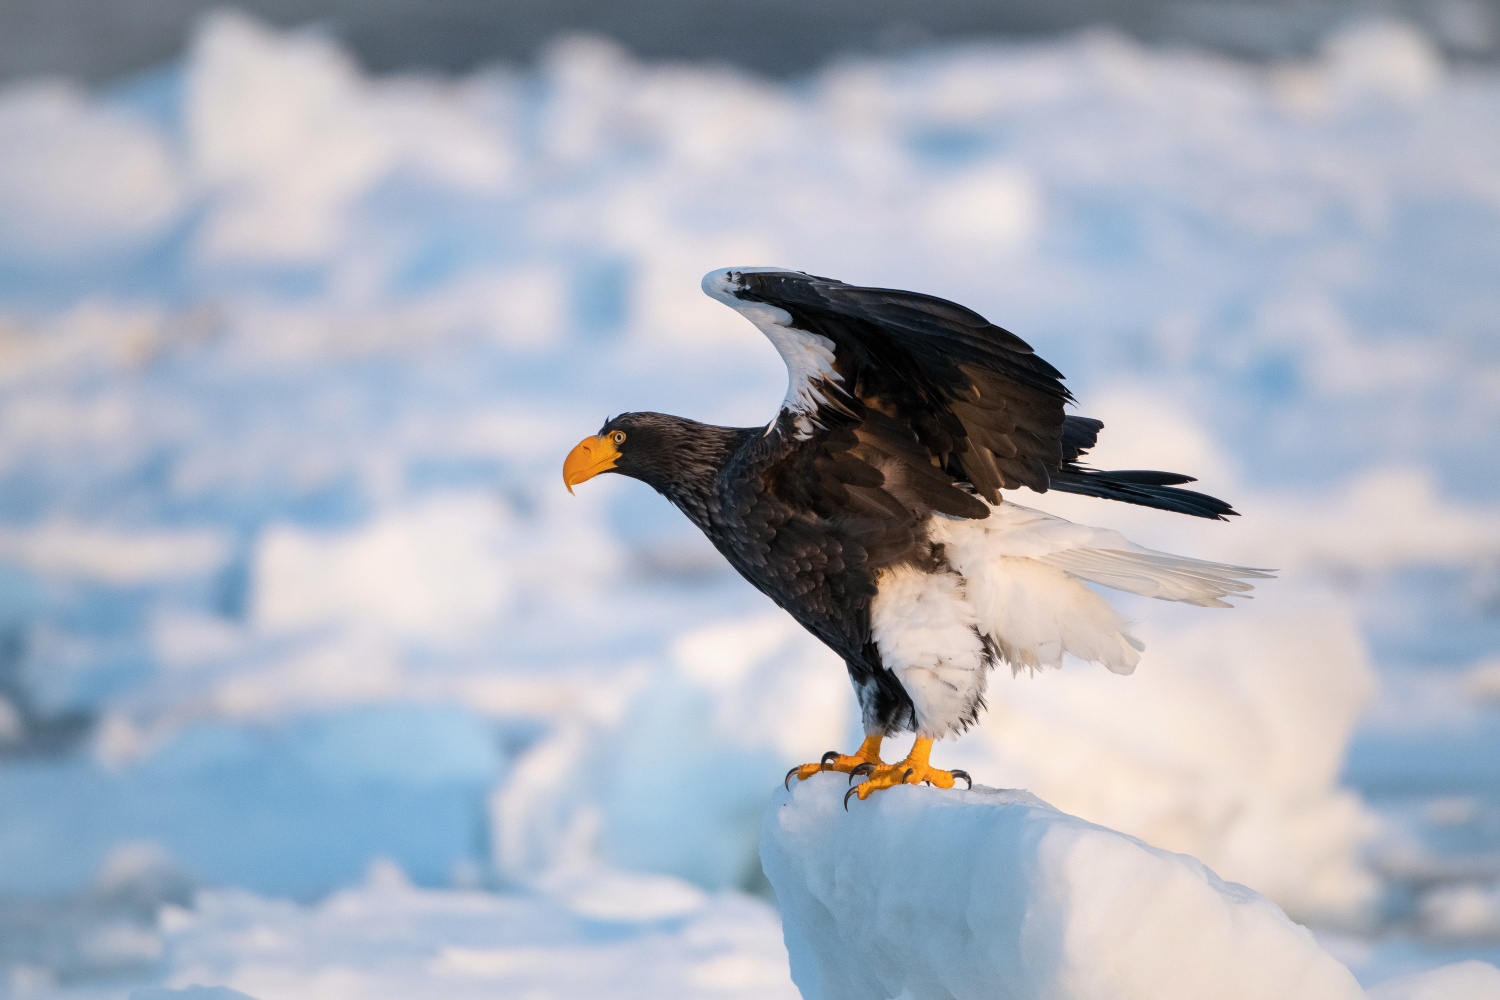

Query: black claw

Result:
[952,769,972,790]
[844,787,860,810]
[848,762,875,784]
[819,750,840,771]
[785,766,799,790]
[902,767,914,784]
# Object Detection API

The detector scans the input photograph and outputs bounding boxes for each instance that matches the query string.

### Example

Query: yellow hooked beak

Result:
[563,434,621,494]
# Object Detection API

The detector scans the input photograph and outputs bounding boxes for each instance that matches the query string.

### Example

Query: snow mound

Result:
[141,863,795,1000]
[131,987,258,1000]
[1367,960,1500,1000]
[761,778,1366,1000]
[953,604,1380,924]
[1420,880,1500,940]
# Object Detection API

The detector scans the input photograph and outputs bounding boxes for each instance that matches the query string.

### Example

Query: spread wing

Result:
[704,267,1070,503]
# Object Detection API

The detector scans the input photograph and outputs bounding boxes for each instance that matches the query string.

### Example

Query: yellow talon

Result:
[846,738,970,802]
[786,735,885,788]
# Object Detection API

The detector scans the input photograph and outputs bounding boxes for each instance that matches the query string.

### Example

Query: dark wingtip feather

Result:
[1095,469,1200,487]
[1049,468,1239,520]
[1060,416,1104,463]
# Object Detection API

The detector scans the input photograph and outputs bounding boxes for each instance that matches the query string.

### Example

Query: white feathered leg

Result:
[869,565,992,738]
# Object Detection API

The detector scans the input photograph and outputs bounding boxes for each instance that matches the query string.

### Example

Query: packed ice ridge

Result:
[762,779,1500,1000]
[106,786,1500,1000]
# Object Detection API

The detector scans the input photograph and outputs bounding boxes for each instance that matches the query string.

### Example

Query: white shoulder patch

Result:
[702,267,842,427]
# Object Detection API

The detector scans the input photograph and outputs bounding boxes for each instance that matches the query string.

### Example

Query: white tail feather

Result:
[1043,548,1264,608]
[967,556,1143,675]
[927,501,1270,676]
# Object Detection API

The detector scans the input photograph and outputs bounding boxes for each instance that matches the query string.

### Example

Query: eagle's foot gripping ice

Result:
[843,738,970,807]
[785,735,885,789]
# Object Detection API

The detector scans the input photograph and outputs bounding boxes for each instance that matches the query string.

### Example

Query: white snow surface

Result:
[1367,961,1500,1000]
[148,865,794,1000]
[1,7,1499,997]
[760,779,1470,1000]
[952,603,1382,924]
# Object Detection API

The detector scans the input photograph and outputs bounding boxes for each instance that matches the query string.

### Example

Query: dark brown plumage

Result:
[564,268,1262,797]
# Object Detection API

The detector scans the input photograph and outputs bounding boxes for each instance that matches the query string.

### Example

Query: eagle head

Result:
[562,412,730,499]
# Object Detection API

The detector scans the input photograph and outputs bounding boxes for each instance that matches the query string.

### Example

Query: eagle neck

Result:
[635,423,747,531]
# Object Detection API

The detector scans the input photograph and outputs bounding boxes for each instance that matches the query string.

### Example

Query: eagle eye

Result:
[611,431,626,445]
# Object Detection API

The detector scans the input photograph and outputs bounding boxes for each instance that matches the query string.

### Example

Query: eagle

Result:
[564,267,1269,805]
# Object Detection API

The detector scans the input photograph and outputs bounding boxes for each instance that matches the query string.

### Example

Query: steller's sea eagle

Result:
[564,268,1270,804]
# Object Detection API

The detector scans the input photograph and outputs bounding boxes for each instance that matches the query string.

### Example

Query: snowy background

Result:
[1,8,1499,997]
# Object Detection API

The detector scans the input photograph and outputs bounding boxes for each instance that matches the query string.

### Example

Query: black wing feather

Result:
[729,269,1237,520]
[736,271,1070,496]
[1048,470,1237,520]
[1060,415,1104,464]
